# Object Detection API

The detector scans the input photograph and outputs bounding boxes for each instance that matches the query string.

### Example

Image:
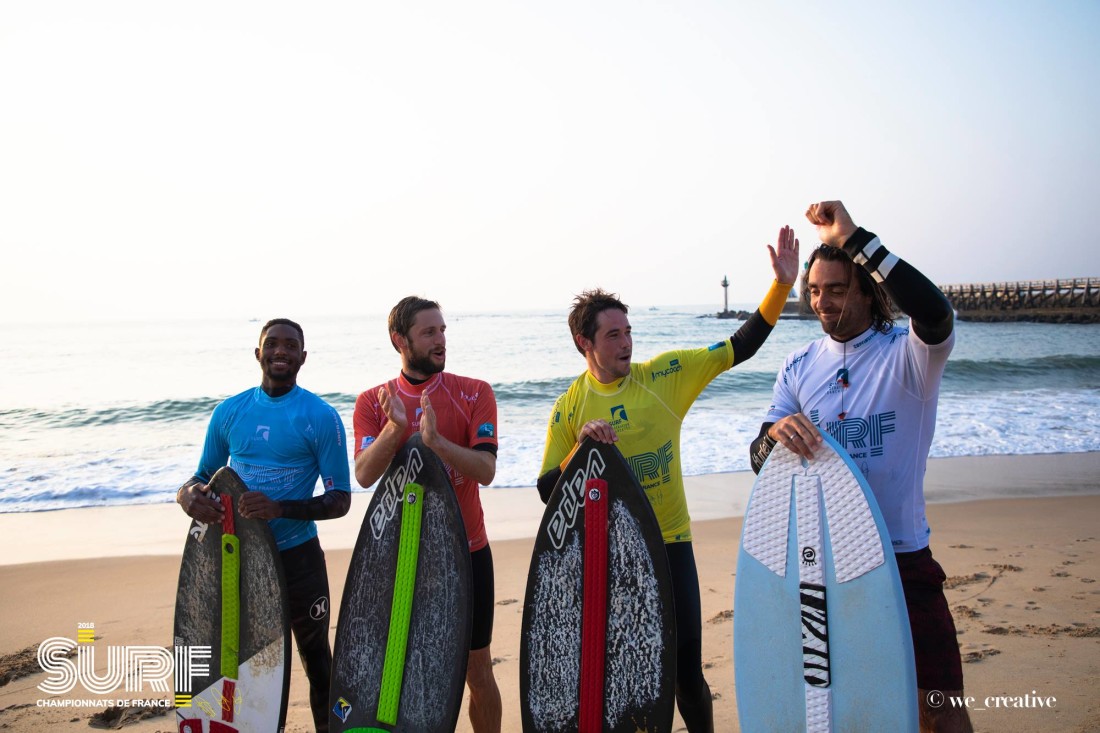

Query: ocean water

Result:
[2,309,1098,512]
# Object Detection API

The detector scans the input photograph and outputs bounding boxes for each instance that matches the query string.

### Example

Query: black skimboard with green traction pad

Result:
[520,438,676,733]
[174,465,292,733]
[329,433,472,732]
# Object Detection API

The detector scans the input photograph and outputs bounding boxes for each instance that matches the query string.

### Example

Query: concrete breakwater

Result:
[941,278,1100,324]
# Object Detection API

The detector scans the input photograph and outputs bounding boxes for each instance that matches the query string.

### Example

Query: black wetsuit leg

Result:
[281,537,333,733]
[666,541,714,733]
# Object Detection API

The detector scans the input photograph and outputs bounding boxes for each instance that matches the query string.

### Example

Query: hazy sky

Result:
[2,1,1097,323]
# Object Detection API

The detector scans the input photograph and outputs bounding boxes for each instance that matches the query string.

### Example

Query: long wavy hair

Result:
[801,245,895,334]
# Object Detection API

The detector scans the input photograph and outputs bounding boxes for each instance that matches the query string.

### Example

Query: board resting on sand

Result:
[520,438,676,733]
[174,465,291,733]
[329,433,472,733]
[734,429,918,732]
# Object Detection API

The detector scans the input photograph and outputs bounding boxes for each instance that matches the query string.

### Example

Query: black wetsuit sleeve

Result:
[278,489,351,521]
[729,310,776,366]
[537,468,562,504]
[841,227,954,345]
[749,422,776,474]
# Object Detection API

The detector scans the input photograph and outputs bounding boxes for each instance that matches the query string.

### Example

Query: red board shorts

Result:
[895,547,965,691]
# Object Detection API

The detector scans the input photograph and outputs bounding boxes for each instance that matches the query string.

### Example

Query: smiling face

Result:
[394,307,446,379]
[579,307,633,383]
[255,323,306,393]
[807,258,874,341]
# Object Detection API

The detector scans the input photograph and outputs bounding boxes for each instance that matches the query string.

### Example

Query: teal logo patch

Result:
[477,422,495,438]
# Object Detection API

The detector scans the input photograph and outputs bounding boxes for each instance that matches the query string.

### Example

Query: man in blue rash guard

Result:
[176,318,351,733]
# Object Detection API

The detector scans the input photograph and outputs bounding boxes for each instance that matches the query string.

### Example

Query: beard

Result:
[407,346,445,376]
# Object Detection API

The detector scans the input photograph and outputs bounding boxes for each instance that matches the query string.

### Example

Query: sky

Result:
[1,0,1098,323]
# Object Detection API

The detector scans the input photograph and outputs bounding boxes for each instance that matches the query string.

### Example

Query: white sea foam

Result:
[2,312,1098,511]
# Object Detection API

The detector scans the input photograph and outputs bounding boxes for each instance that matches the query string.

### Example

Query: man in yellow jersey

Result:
[537,227,800,732]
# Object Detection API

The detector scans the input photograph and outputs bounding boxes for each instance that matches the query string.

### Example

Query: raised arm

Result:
[807,201,953,345]
[729,225,799,366]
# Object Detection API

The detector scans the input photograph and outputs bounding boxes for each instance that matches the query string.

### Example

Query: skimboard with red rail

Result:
[520,438,676,733]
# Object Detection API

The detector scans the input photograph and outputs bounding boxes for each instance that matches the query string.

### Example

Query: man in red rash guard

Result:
[353,296,501,733]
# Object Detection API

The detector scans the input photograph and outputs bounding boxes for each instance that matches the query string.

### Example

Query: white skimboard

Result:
[734,429,918,732]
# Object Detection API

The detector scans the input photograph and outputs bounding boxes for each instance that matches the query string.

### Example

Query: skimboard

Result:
[174,466,291,733]
[520,438,676,733]
[329,433,472,732]
[734,429,918,732]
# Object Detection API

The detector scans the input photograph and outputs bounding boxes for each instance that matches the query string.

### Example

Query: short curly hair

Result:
[388,296,442,351]
[567,289,628,355]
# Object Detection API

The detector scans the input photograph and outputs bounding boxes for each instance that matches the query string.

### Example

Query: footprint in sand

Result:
[944,572,989,590]
[0,644,72,686]
[953,605,981,619]
[1051,570,1071,578]
[1025,601,1041,611]
[708,609,733,624]
[949,544,974,549]
[961,645,1001,663]
[982,623,1100,638]
[1033,586,1047,592]
[1081,578,1096,584]
[89,705,170,729]
[497,598,518,606]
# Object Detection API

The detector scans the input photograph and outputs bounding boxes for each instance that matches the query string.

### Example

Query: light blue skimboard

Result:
[734,429,918,732]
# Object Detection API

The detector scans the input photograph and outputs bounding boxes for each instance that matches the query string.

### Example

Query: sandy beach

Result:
[1,452,1098,732]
